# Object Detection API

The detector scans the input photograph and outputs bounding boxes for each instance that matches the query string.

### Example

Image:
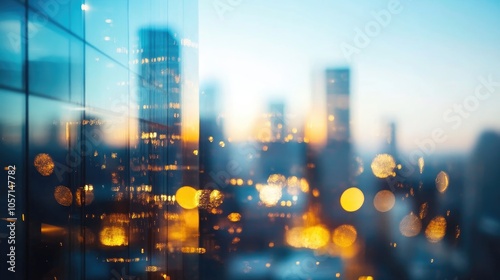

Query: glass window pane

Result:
[0,0,24,89]
[28,96,83,279]
[28,14,84,103]
[85,0,129,65]
[28,0,84,37]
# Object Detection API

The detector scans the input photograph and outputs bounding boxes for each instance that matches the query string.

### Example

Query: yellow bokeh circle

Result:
[340,187,365,212]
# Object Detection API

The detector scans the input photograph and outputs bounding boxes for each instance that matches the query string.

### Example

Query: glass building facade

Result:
[0,0,199,279]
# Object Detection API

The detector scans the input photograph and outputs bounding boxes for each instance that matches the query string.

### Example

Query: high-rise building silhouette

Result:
[326,68,350,143]
[137,28,182,185]
[269,101,285,142]
[307,68,353,226]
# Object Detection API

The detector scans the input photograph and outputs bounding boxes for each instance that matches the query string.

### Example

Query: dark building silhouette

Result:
[269,101,285,142]
[326,68,350,142]
[308,68,353,226]
[463,131,500,278]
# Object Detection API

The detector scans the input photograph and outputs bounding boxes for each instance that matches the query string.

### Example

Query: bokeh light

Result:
[425,216,447,243]
[371,154,396,178]
[435,171,449,193]
[418,157,425,174]
[285,225,329,249]
[176,186,198,209]
[196,189,225,210]
[373,190,395,212]
[399,212,422,237]
[54,186,73,206]
[332,224,357,248]
[267,174,286,187]
[195,189,211,209]
[286,176,300,195]
[100,226,128,246]
[340,187,364,212]
[227,212,241,222]
[354,156,364,176]
[75,186,94,206]
[34,153,55,176]
[300,178,310,193]
[286,227,304,248]
[210,189,224,208]
[259,184,282,207]
[419,202,428,219]
[302,225,330,249]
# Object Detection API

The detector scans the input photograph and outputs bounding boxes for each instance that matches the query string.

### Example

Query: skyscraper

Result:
[307,68,353,226]
[269,101,285,142]
[134,28,182,192]
[326,68,350,143]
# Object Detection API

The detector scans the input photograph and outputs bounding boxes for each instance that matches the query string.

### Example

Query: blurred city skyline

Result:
[199,0,500,154]
[1,1,500,279]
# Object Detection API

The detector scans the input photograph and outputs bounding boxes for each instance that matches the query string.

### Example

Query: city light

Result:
[100,226,128,246]
[34,153,55,176]
[53,186,73,207]
[371,154,396,178]
[436,171,450,193]
[399,213,422,237]
[176,186,198,210]
[425,216,447,243]
[259,184,282,207]
[373,190,395,212]
[333,224,357,248]
[340,187,365,212]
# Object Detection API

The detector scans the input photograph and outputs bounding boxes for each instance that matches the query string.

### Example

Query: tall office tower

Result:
[386,121,398,159]
[326,68,350,142]
[136,28,182,192]
[199,83,225,176]
[463,131,500,278]
[198,83,229,279]
[307,68,353,227]
[269,101,285,142]
[134,28,186,278]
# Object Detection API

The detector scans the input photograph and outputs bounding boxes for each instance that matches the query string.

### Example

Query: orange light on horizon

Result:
[305,113,327,149]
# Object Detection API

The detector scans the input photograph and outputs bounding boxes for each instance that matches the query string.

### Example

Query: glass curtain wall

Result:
[0,0,199,279]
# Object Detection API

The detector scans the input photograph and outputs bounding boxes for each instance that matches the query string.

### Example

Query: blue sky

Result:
[199,0,500,154]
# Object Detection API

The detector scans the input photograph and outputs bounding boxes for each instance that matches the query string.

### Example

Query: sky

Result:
[198,0,500,154]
